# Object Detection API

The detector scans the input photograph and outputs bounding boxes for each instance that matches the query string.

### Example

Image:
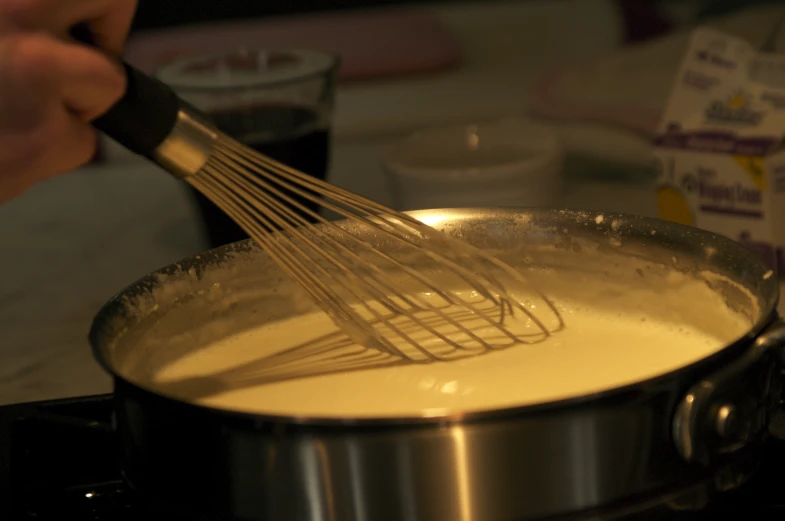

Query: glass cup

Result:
[156,48,339,249]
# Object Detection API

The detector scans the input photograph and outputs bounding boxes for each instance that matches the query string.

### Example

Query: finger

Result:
[1,0,137,55]
[87,0,137,55]
[57,40,126,120]
[31,114,98,178]
[0,0,116,30]
[0,34,119,200]
[0,34,125,125]
[67,0,138,55]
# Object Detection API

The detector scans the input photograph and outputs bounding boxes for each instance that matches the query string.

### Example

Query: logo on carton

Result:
[692,165,763,218]
[704,90,764,126]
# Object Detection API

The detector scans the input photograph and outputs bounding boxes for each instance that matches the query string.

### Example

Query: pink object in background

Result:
[124,9,462,82]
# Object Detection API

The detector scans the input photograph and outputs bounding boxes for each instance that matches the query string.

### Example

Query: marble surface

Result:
[0,160,206,403]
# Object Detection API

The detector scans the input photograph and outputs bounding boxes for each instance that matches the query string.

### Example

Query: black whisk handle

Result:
[92,62,180,156]
[70,24,180,157]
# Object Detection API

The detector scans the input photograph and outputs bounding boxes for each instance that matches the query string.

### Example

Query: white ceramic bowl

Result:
[381,118,564,211]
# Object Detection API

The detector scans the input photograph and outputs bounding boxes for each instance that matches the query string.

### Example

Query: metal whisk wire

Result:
[186,131,565,362]
[79,55,566,363]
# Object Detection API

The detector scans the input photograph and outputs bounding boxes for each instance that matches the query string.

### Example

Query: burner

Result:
[2,395,785,520]
[0,395,188,520]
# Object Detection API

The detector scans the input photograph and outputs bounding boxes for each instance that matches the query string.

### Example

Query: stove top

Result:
[0,395,192,520]
[3,395,785,520]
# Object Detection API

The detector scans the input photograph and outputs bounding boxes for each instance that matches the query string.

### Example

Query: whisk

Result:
[86,56,565,362]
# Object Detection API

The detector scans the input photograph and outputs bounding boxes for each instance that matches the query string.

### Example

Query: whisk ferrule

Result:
[152,105,219,179]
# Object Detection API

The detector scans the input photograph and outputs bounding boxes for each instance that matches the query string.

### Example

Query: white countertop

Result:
[0,0,780,405]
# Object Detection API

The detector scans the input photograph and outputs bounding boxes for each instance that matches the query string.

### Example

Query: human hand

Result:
[0,0,137,202]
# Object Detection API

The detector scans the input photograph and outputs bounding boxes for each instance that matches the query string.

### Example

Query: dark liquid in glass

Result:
[189,104,330,249]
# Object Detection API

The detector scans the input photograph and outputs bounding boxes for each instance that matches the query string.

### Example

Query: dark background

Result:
[130,0,456,31]
[129,0,780,33]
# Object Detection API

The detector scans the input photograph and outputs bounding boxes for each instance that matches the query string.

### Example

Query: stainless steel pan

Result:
[89,208,785,521]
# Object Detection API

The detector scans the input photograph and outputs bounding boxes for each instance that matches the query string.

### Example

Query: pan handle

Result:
[672,317,785,466]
